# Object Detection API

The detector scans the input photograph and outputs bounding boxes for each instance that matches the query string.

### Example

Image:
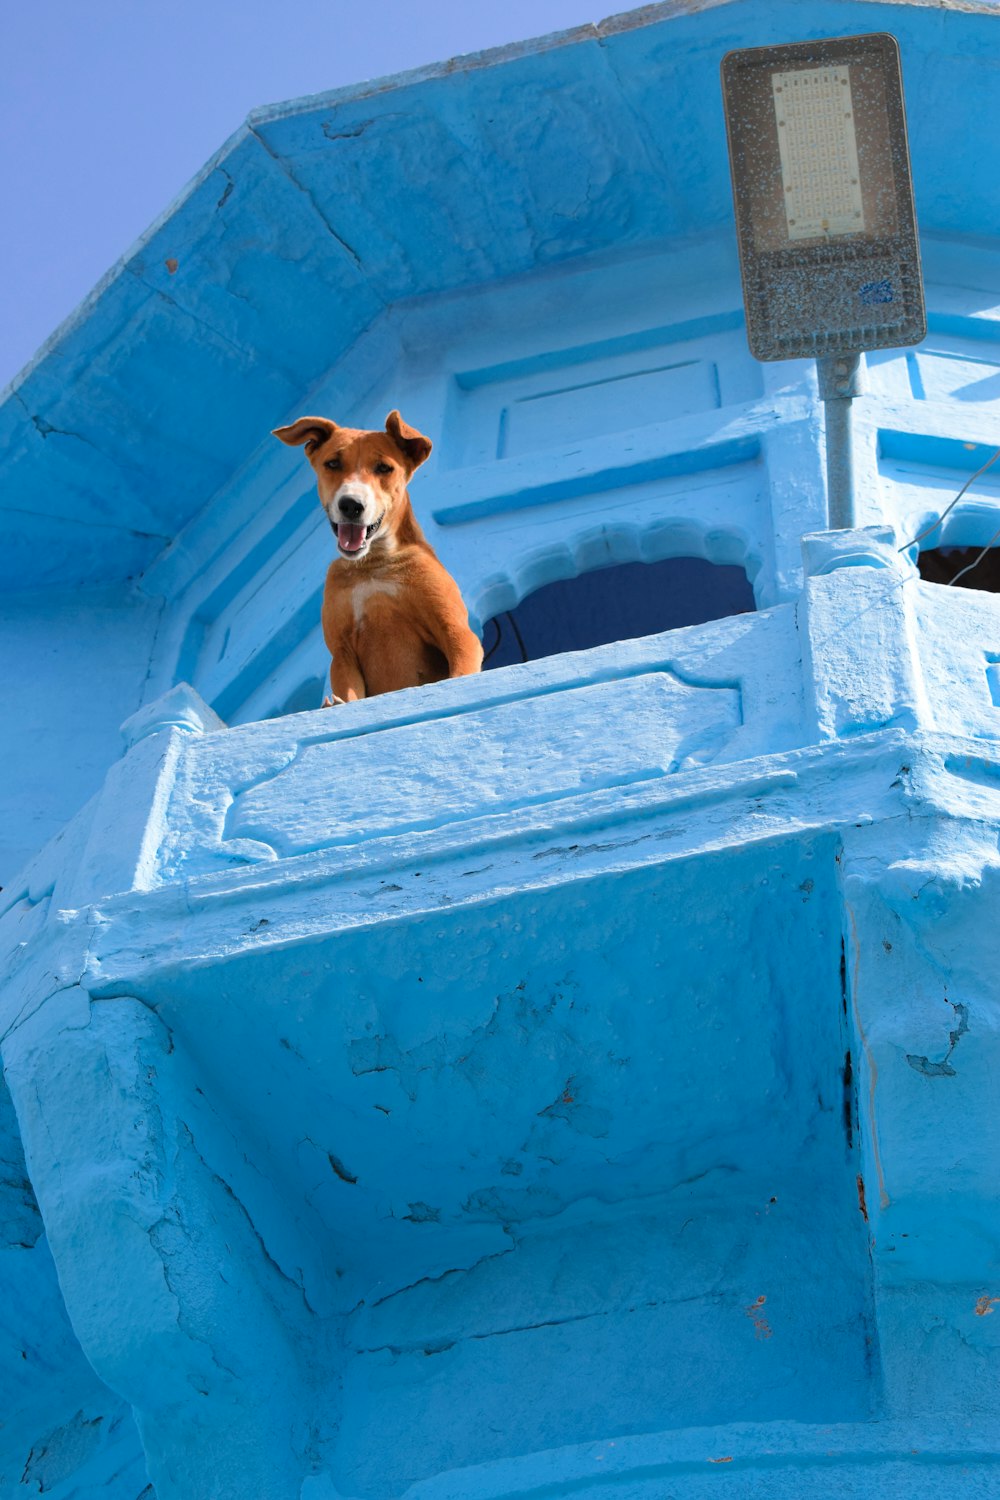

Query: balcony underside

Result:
[5,554,1000,1496]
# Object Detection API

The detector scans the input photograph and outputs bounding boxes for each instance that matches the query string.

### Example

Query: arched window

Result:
[482,555,756,669]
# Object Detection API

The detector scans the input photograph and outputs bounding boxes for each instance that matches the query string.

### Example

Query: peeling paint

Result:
[5,0,1000,1495]
[744,1295,773,1341]
[906,1001,969,1078]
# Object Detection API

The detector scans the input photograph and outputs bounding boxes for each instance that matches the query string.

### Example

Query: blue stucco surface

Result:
[4,1,1000,1495]
[8,551,1000,1495]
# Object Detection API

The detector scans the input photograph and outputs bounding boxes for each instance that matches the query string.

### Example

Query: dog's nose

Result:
[338,496,365,521]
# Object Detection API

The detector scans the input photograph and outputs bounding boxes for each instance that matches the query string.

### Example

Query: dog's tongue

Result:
[338,521,366,553]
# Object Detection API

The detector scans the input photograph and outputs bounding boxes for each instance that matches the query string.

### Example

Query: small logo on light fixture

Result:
[859,279,895,305]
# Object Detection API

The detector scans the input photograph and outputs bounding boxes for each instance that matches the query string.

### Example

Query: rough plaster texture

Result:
[6,2,1000,878]
[6,537,1000,1495]
[3,1,1000,1496]
[3,0,1000,589]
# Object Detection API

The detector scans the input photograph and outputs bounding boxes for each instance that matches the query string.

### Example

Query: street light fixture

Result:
[721,33,925,527]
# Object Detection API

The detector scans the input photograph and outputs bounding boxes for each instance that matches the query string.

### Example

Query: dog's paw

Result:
[322,694,347,708]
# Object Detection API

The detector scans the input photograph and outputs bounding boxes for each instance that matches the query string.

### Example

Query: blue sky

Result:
[1,0,597,390]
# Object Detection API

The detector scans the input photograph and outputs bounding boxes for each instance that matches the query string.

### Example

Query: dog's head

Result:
[273,410,432,561]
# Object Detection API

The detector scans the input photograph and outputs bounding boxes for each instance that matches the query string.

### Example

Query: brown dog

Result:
[273,410,483,702]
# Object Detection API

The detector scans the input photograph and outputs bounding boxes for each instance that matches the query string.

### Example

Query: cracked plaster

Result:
[3,1,1000,1495]
[5,538,1000,1493]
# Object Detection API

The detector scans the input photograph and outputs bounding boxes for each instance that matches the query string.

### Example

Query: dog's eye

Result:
[374,461,394,476]
[324,457,343,471]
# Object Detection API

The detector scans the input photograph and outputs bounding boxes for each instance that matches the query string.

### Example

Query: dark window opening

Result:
[483,556,756,670]
[918,547,1000,592]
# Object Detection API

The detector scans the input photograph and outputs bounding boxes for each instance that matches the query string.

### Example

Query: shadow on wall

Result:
[483,555,756,670]
[280,675,329,716]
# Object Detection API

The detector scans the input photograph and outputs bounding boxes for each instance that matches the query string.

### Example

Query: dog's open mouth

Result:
[336,515,383,555]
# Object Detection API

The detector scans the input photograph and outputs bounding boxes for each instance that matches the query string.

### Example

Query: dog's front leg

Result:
[329,649,366,703]
[421,567,485,679]
[442,625,485,679]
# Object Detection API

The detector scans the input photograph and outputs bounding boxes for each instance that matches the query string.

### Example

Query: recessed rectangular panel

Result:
[442,321,761,471]
[225,671,742,855]
[721,33,925,360]
[907,349,1000,405]
[499,360,719,458]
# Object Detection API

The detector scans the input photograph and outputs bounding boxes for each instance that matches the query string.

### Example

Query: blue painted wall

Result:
[3,3,1000,1497]
[0,587,159,882]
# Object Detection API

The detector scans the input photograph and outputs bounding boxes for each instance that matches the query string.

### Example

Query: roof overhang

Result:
[1,0,997,590]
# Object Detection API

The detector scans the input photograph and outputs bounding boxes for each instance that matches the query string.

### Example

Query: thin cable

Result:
[946,522,1000,587]
[482,616,502,664]
[897,445,1000,554]
[505,611,528,663]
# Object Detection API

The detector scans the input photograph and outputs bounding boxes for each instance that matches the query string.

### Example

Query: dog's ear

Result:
[272,416,338,455]
[385,410,432,472]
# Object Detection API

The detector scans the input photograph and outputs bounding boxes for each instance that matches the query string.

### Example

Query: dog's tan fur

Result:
[273,411,482,702]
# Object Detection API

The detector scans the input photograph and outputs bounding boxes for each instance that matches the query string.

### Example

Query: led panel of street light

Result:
[721,33,925,361]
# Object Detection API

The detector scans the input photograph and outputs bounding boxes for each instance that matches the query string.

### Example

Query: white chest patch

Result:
[352,579,400,629]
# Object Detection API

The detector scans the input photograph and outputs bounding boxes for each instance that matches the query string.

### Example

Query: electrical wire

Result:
[505,611,528,664]
[482,616,502,664]
[946,522,1000,587]
[481,612,528,665]
[897,445,1000,554]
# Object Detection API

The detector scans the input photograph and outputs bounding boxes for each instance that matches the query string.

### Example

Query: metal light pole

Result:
[817,351,863,529]
[721,33,925,531]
